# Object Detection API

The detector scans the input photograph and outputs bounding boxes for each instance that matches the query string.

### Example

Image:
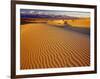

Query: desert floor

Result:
[20,23,90,70]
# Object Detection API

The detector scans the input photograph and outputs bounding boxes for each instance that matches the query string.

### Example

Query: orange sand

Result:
[66,18,90,28]
[20,23,90,69]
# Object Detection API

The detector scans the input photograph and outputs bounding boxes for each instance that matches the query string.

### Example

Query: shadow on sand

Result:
[49,23,90,36]
[21,21,90,36]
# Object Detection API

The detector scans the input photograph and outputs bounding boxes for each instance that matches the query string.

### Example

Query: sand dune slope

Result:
[20,23,90,69]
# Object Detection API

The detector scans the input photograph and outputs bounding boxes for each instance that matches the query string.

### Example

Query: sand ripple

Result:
[20,23,90,69]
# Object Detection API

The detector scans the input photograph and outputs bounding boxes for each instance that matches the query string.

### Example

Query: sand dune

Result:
[20,23,90,69]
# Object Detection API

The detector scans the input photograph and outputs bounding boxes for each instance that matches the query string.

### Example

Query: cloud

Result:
[20,9,90,17]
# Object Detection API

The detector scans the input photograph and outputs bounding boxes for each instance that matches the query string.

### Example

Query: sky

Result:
[20,9,90,18]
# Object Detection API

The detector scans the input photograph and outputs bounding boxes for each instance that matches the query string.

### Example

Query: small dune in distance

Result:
[21,16,90,28]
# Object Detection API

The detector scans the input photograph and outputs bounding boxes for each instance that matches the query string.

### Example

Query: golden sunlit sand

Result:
[66,18,90,28]
[22,17,90,28]
[20,23,90,69]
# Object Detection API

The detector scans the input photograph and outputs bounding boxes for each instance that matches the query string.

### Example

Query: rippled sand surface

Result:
[20,23,90,69]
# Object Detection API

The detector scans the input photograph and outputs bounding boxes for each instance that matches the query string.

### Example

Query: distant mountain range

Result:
[21,14,79,19]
